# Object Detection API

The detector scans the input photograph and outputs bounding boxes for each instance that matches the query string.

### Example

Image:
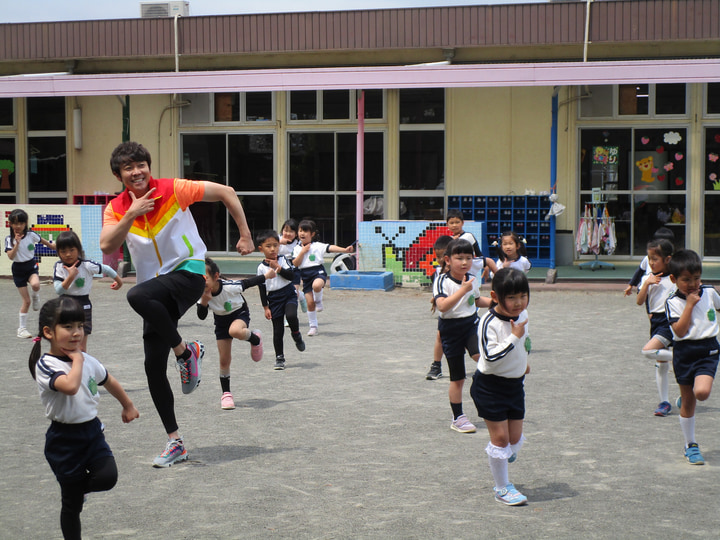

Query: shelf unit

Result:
[447,195,555,268]
[72,194,114,205]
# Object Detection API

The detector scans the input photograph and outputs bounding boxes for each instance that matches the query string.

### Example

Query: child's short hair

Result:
[256,229,279,246]
[298,219,317,233]
[446,209,464,222]
[281,219,299,234]
[110,141,152,176]
[647,238,673,259]
[55,230,85,259]
[668,249,702,278]
[652,226,675,243]
[491,268,530,306]
[445,238,474,258]
[433,235,453,253]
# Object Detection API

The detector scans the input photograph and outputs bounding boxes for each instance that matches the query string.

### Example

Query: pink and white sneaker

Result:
[220,392,235,410]
[250,331,263,362]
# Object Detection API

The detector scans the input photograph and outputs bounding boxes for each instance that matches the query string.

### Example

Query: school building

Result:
[1,0,720,274]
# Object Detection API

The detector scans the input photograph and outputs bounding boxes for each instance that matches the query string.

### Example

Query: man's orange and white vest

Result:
[104,177,207,283]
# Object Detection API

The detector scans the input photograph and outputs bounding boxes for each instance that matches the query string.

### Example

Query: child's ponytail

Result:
[28,336,42,380]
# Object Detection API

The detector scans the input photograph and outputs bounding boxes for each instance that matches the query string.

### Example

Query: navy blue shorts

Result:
[213,307,250,340]
[268,284,298,320]
[12,259,38,287]
[470,371,525,422]
[45,417,113,481]
[291,268,301,286]
[649,312,673,345]
[438,315,479,381]
[673,337,719,386]
[300,266,327,294]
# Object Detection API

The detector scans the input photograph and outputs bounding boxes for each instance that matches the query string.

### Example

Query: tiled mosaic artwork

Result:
[358,220,484,286]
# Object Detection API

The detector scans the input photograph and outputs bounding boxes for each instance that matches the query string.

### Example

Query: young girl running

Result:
[257,230,306,370]
[636,239,676,416]
[494,231,532,274]
[30,296,139,539]
[53,230,124,352]
[471,268,531,506]
[5,208,56,338]
[433,238,491,434]
[278,218,307,313]
[197,257,275,410]
[291,219,354,336]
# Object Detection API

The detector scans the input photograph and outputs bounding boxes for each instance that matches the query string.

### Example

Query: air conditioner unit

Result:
[140,1,189,18]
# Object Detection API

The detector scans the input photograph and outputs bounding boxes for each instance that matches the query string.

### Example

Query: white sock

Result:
[510,434,526,456]
[642,348,673,362]
[307,310,318,328]
[486,442,512,489]
[679,415,696,447]
[19,312,28,329]
[655,362,670,402]
[314,289,323,304]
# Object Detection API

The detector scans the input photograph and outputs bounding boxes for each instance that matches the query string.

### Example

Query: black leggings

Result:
[126,271,205,434]
[271,303,300,356]
[59,456,118,540]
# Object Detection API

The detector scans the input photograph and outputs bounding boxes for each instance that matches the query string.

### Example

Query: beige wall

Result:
[446,86,553,197]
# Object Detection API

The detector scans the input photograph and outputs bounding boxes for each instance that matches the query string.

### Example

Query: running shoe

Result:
[307,326,318,337]
[426,363,442,380]
[17,327,32,339]
[177,341,204,395]
[315,300,324,312]
[685,443,705,465]
[250,331,263,362]
[152,438,188,468]
[676,396,682,409]
[220,392,235,410]
[274,355,286,370]
[31,291,40,311]
[654,401,671,417]
[292,331,306,352]
[298,293,308,313]
[508,452,518,464]
[450,414,476,433]
[494,483,528,506]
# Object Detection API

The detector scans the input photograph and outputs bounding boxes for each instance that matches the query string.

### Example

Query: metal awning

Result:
[2,58,720,97]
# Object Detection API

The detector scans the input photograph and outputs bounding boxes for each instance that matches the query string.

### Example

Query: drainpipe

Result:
[550,88,559,270]
[356,90,365,268]
[583,0,593,62]
[174,13,181,73]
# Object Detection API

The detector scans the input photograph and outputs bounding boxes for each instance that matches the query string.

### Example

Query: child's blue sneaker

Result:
[493,483,527,506]
[508,452,518,463]
[684,443,705,465]
[654,401,671,416]
[676,396,682,409]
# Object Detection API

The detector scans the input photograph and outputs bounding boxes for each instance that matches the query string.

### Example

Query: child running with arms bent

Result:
[197,257,274,410]
[433,238,491,433]
[471,268,531,506]
[257,230,306,370]
[635,239,675,416]
[665,249,720,465]
[5,208,56,338]
[291,219,354,336]
[30,297,139,539]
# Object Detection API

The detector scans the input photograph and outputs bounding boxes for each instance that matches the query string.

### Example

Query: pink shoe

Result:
[307,326,318,337]
[250,330,263,362]
[220,392,235,410]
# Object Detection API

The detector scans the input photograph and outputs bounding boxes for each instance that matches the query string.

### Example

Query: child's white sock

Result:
[19,312,28,329]
[510,434,526,456]
[486,442,511,489]
[307,310,318,328]
[313,289,323,304]
[679,415,696,447]
[655,362,670,402]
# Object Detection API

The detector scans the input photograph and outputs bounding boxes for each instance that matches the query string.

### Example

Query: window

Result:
[0,137,17,204]
[180,93,274,125]
[707,83,720,115]
[288,131,385,247]
[580,85,687,119]
[0,99,14,127]
[398,89,445,220]
[704,126,720,256]
[289,90,385,123]
[182,133,275,253]
[579,128,687,256]
[27,97,67,203]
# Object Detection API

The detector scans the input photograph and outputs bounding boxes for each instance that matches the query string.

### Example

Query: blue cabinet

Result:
[447,195,555,268]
